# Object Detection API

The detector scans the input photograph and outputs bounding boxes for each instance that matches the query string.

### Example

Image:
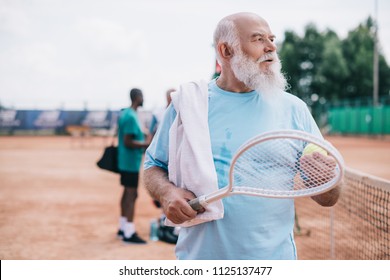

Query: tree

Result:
[341,18,376,100]
[314,30,349,103]
[280,24,326,103]
[279,17,390,107]
[278,31,303,97]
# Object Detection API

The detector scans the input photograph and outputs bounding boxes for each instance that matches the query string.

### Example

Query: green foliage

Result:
[279,17,390,108]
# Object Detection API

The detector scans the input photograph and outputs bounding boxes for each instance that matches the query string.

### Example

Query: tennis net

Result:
[294,167,390,259]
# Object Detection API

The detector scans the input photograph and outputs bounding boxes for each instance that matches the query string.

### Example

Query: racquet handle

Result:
[188,187,228,210]
[188,196,205,211]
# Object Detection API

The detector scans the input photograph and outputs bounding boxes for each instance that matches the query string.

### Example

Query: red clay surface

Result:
[0,135,389,259]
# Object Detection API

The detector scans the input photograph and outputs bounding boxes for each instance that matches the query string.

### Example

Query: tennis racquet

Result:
[188,129,345,211]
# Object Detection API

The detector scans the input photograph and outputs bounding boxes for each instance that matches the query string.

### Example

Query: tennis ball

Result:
[302,143,327,156]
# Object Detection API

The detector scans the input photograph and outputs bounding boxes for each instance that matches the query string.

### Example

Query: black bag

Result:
[97,145,119,173]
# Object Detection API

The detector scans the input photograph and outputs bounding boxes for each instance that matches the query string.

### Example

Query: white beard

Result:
[230,50,287,98]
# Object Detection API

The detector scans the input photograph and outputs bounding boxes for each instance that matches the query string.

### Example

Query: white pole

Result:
[373,0,379,106]
[330,207,335,259]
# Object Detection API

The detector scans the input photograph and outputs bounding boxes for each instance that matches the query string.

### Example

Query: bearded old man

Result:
[143,12,340,260]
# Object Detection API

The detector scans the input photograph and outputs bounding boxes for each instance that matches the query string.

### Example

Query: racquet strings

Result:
[231,137,340,197]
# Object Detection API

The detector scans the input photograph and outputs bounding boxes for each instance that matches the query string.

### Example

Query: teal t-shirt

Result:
[117,108,145,172]
[144,79,322,260]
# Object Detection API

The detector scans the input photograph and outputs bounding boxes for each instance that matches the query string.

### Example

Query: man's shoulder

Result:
[280,91,308,108]
[175,79,210,95]
[119,108,137,122]
[179,79,210,87]
[171,79,210,108]
[123,108,136,116]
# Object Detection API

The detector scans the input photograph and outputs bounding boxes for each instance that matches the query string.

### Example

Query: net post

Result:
[330,207,335,259]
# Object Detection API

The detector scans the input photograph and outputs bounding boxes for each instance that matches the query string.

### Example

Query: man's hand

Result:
[144,166,205,224]
[300,152,341,206]
[300,152,337,187]
[161,187,205,224]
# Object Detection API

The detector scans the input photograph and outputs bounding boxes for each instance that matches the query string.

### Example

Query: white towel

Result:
[166,80,224,227]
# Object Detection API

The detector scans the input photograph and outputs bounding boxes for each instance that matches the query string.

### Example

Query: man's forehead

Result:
[240,25,274,40]
[250,31,275,39]
[233,15,272,37]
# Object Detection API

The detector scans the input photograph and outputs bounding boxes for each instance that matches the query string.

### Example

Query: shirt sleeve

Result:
[144,104,177,170]
[291,97,323,139]
[149,115,158,134]
[302,106,323,139]
[122,114,138,135]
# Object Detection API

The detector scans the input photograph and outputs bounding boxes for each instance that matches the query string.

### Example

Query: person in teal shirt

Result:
[117,88,150,244]
[143,12,341,259]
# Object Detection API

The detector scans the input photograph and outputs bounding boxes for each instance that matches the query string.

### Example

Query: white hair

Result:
[231,48,288,96]
[213,18,240,63]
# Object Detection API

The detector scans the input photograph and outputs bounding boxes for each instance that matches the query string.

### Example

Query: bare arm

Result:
[124,134,151,149]
[143,166,203,224]
[311,184,341,207]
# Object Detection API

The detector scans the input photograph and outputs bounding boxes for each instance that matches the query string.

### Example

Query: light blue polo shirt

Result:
[144,79,322,259]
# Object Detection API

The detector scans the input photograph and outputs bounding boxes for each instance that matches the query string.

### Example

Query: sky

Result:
[1,0,389,111]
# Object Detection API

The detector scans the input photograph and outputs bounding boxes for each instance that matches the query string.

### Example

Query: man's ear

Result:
[218,43,234,60]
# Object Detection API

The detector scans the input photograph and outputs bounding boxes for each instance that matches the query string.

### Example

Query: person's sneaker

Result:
[117,229,124,238]
[157,226,178,244]
[123,232,147,244]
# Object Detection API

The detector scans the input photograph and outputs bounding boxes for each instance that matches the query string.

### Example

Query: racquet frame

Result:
[189,130,345,211]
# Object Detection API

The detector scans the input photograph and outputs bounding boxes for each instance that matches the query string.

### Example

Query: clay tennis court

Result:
[0,135,389,260]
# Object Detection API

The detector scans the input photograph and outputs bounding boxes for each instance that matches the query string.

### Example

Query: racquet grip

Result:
[188,197,204,211]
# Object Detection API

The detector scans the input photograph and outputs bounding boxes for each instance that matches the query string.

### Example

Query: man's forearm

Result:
[143,166,200,223]
[311,184,341,207]
[144,166,174,205]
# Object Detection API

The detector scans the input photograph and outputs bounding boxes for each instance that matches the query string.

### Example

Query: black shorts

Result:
[120,171,139,188]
